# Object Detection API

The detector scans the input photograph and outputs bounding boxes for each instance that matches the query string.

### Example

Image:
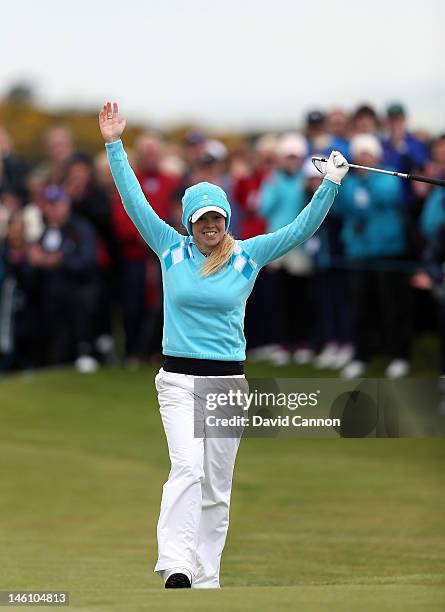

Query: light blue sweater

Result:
[106,140,338,361]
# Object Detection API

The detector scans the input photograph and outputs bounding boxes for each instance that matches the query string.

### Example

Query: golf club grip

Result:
[408,174,445,187]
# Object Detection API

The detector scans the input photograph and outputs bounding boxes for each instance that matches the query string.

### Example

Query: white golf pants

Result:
[153,368,245,588]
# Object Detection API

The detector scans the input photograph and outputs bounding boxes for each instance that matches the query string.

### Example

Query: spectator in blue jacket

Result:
[382,104,428,172]
[302,158,353,370]
[304,110,329,155]
[382,103,427,170]
[305,108,351,159]
[337,134,413,379]
[258,133,315,364]
[259,133,307,232]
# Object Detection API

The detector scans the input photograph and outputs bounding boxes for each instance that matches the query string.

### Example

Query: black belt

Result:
[162,356,244,376]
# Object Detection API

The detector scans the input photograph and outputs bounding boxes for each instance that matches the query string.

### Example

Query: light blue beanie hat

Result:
[182,181,232,235]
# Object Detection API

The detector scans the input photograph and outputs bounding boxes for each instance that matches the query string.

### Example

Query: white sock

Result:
[163,567,192,583]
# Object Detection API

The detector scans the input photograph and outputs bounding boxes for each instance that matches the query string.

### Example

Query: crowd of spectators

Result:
[0,103,444,378]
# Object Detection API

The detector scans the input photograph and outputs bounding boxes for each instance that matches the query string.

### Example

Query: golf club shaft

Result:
[312,157,445,188]
[346,162,406,178]
[408,174,445,187]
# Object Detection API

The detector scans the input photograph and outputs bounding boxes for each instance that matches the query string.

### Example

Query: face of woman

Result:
[192,212,226,254]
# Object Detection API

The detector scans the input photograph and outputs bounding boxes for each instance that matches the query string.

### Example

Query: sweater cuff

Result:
[323,177,341,188]
[105,139,123,151]
[105,139,125,160]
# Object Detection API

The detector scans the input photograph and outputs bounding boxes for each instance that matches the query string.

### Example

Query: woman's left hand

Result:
[325,150,349,185]
[99,101,127,144]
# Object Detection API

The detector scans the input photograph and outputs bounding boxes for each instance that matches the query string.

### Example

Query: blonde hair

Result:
[202,233,236,277]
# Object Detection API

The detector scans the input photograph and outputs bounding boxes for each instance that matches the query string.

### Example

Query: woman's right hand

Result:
[99,101,127,144]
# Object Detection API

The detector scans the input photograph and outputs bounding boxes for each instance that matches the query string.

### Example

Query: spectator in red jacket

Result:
[233,134,277,240]
[134,133,179,222]
[110,134,179,366]
[111,188,149,367]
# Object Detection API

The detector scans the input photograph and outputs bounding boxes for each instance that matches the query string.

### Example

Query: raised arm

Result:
[99,102,180,256]
[243,151,348,267]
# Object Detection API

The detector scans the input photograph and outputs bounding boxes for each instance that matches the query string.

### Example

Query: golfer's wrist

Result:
[104,138,122,146]
[325,174,342,185]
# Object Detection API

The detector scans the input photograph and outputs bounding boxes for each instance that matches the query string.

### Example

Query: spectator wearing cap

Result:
[29,185,100,372]
[382,103,428,174]
[305,108,350,160]
[336,134,412,380]
[172,130,208,228]
[304,110,330,155]
[382,103,428,247]
[258,133,315,364]
[190,139,228,185]
[183,130,207,177]
[185,138,243,237]
[302,158,353,369]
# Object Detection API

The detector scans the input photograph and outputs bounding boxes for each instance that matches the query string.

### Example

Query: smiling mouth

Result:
[203,231,217,237]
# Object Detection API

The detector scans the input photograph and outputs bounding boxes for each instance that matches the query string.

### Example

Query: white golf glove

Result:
[325,150,349,185]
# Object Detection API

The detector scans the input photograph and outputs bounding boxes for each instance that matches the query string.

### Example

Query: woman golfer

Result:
[99,102,348,589]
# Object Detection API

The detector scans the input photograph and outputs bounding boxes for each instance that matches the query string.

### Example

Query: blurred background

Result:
[1,0,444,379]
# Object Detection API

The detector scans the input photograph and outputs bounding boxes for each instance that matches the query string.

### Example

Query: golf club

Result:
[312,156,445,188]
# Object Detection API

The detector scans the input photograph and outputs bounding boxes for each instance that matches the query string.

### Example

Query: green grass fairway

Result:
[1,364,444,611]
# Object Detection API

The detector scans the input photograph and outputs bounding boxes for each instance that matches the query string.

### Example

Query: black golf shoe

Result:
[164,572,191,589]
